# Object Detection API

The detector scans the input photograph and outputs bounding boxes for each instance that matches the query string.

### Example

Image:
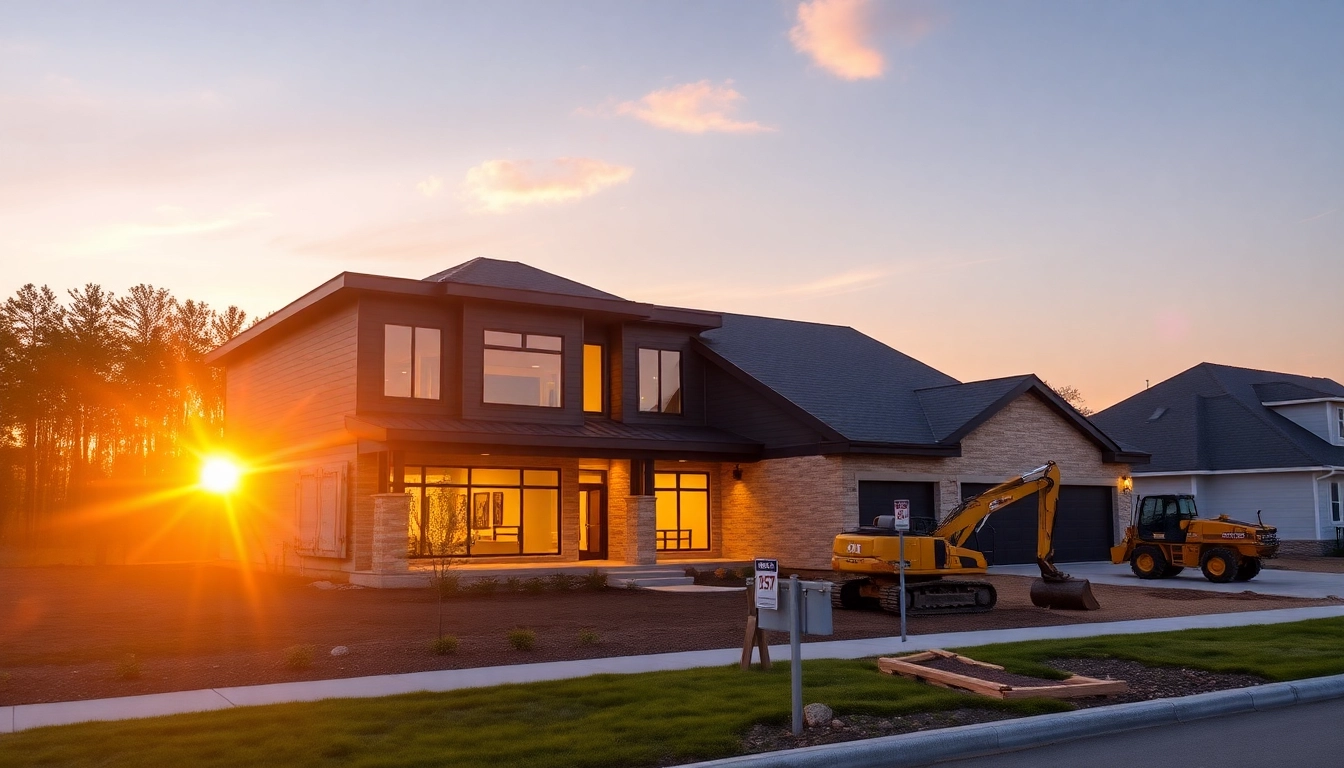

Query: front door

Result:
[578,485,607,560]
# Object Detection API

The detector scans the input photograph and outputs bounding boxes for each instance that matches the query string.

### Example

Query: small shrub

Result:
[734,566,753,580]
[622,579,640,590]
[523,577,547,594]
[284,644,316,670]
[581,569,608,592]
[577,629,600,647]
[504,576,523,592]
[115,653,140,680]
[508,628,537,651]
[434,572,462,597]
[683,566,699,578]
[713,567,729,580]
[467,577,499,595]
[547,572,575,592]
[429,636,459,655]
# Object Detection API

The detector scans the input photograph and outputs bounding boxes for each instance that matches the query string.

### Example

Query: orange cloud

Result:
[461,158,633,213]
[616,81,774,134]
[790,0,936,80]
[416,176,443,197]
[790,0,885,80]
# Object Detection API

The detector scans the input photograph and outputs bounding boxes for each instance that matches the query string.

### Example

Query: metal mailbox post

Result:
[756,575,833,735]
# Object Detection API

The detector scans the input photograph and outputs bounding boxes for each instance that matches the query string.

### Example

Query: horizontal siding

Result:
[1132,476,1196,497]
[619,323,705,426]
[1268,402,1332,443]
[1198,472,1319,540]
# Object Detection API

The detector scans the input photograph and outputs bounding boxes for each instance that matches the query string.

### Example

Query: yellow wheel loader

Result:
[831,462,1100,616]
[1110,495,1278,583]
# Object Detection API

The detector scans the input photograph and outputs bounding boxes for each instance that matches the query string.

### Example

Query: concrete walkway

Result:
[6,603,1344,735]
[990,561,1344,599]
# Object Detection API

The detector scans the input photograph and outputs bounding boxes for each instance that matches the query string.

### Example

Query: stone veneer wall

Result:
[720,393,1132,569]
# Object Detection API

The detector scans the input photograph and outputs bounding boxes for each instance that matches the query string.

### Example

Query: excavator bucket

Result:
[1030,577,1101,611]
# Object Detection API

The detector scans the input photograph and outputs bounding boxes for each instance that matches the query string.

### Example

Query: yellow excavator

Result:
[831,462,1100,615]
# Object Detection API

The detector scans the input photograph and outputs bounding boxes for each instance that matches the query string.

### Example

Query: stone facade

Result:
[371,493,411,574]
[719,393,1132,569]
[624,496,657,565]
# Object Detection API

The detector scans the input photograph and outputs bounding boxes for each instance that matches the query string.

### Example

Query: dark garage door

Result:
[958,483,1113,566]
[858,481,936,530]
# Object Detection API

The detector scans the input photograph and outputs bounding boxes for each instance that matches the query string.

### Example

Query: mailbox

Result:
[757,579,833,636]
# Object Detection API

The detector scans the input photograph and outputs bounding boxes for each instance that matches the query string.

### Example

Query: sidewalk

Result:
[990,561,1344,600]
[6,604,1344,734]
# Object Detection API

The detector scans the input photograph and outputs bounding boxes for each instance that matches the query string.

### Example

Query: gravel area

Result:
[741,657,1270,753]
[0,564,1329,706]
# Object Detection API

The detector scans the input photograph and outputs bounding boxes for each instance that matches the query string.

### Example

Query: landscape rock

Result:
[803,703,833,728]
[830,719,844,729]
[330,646,350,657]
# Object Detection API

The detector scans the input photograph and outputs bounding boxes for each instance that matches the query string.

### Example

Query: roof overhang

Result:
[1262,398,1344,407]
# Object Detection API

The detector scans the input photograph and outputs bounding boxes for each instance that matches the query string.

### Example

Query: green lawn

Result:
[5,617,1344,768]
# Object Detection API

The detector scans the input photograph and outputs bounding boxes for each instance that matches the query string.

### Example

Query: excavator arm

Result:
[934,462,1064,580]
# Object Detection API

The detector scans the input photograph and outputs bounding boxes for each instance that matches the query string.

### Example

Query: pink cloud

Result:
[615,81,774,134]
[461,158,633,213]
[789,0,936,81]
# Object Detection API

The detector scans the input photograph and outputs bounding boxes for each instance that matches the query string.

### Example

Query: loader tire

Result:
[1201,547,1240,583]
[1234,558,1262,582]
[1163,567,1185,578]
[1131,545,1169,579]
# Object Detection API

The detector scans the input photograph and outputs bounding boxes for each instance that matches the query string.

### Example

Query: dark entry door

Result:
[578,485,607,560]
[960,483,1114,565]
[858,481,937,531]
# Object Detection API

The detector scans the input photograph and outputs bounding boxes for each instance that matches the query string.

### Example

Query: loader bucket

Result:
[1030,577,1101,611]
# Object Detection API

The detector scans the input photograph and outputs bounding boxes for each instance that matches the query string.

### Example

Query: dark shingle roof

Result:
[1093,363,1344,472]
[915,376,1033,442]
[1253,381,1336,403]
[424,258,624,301]
[699,313,958,444]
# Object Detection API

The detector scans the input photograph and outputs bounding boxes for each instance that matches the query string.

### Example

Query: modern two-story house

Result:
[1093,363,1344,556]
[204,258,1145,584]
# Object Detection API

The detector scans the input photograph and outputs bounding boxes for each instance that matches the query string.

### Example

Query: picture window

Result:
[638,348,682,414]
[483,331,562,407]
[383,325,440,399]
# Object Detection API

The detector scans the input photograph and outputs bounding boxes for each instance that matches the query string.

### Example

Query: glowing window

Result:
[583,344,603,413]
[484,331,562,407]
[653,472,709,551]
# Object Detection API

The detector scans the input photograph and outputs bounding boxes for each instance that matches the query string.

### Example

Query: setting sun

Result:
[200,457,242,494]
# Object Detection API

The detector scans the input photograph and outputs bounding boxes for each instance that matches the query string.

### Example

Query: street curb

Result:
[673,673,1344,768]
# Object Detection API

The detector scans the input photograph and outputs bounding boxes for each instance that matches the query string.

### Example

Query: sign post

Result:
[745,566,833,735]
[893,499,910,642]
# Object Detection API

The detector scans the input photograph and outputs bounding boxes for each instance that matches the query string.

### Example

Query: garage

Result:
[958,483,1114,565]
[858,481,937,531]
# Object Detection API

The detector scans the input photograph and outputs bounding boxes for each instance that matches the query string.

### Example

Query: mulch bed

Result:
[742,657,1270,753]
[0,564,1326,706]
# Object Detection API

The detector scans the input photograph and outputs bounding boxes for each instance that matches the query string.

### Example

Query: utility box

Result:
[757,579,833,635]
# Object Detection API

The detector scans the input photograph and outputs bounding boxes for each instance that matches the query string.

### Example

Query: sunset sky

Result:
[2,0,1340,410]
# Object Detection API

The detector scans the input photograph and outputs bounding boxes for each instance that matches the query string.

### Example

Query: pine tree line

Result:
[0,282,250,541]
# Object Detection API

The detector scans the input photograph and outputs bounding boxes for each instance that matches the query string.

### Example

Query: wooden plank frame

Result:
[877,649,1127,700]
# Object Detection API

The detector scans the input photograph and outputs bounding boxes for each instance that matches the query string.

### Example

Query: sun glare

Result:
[200,456,243,494]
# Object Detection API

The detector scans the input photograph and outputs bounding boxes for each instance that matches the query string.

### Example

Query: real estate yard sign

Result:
[892,499,911,531]
[754,558,778,611]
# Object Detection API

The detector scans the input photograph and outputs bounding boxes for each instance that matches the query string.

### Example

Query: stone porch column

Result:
[625,495,657,565]
[372,493,411,574]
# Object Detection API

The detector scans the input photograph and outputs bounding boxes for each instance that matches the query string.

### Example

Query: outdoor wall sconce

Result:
[1120,475,1133,492]
[732,464,743,481]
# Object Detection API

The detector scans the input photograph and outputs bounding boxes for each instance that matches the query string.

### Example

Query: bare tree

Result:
[1045,381,1094,417]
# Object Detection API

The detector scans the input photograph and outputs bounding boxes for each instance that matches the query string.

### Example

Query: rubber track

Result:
[878,580,998,616]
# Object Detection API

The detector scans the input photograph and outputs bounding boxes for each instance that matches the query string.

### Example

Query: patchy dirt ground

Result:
[742,657,1269,753]
[0,564,1332,706]
[1266,556,1344,574]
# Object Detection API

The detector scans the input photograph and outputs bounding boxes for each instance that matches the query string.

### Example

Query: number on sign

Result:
[756,575,775,591]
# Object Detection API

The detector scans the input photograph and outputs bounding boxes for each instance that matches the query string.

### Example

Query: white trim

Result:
[1261,398,1344,407]
[1135,466,1343,477]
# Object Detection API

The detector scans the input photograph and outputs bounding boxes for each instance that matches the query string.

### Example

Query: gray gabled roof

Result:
[424,257,624,301]
[1092,363,1344,472]
[698,313,1141,461]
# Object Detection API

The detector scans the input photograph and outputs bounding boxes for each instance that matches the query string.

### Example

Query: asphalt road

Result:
[929,697,1344,768]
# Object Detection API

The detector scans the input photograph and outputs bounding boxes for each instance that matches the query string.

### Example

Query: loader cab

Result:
[1136,495,1198,543]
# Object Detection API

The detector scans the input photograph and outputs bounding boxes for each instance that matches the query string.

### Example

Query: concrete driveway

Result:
[989,561,1344,600]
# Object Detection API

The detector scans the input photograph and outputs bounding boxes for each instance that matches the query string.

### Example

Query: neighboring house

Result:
[1092,363,1344,556]
[204,258,1144,583]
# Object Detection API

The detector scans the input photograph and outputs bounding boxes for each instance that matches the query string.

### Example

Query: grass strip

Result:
[5,617,1344,768]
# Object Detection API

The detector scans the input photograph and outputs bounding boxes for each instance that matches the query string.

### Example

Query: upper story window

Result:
[583,344,603,413]
[384,325,440,399]
[483,330,562,407]
[638,348,682,414]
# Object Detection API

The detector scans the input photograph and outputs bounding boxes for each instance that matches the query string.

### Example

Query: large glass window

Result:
[654,472,709,550]
[403,466,560,557]
[384,325,440,399]
[583,344,603,413]
[483,331,562,407]
[638,348,682,414]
